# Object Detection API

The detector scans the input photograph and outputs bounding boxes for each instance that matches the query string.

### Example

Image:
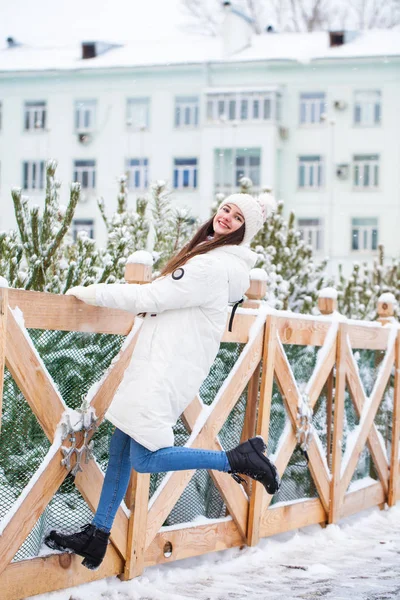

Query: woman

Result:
[45,193,280,570]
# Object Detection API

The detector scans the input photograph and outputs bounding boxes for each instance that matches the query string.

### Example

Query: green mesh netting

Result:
[0,332,393,562]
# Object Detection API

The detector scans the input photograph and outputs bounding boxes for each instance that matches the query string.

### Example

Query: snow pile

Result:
[318,287,338,300]
[249,268,268,282]
[126,250,154,266]
[28,504,400,600]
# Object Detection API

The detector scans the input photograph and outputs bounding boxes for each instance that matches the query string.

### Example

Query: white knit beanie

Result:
[219,192,276,245]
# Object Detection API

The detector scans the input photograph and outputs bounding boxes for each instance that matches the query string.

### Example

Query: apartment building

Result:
[0,9,399,272]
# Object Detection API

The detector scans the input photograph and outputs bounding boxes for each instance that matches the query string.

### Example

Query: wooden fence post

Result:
[242,269,267,309]
[381,294,400,506]
[329,321,347,523]
[241,269,267,444]
[317,288,338,470]
[247,315,277,546]
[122,252,152,579]
[0,286,8,432]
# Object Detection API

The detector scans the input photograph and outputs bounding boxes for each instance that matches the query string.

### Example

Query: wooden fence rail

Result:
[0,271,399,600]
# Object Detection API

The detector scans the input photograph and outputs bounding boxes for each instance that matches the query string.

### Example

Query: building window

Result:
[353,154,379,188]
[75,100,96,132]
[236,154,260,186]
[175,96,199,128]
[173,158,197,190]
[126,158,148,190]
[126,98,150,130]
[298,218,323,252]
[73,160,96,189]
[22,161,45,190]
[354,91,381,126]
[24,101,47,131]
[206,91,278,123]
[299,92,326,125]
[298,156,324,189]
[72,219,95,241]
[214,148,261,193]
[351,218,378,251]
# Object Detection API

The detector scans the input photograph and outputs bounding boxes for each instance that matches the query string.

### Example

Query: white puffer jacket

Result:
[93,245,257,450]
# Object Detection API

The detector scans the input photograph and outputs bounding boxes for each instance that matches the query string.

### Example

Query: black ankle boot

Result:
[44,523,110,570]
[226,436,281,495]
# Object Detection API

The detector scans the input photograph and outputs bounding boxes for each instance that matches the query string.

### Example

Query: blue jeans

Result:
[92,428,230,532]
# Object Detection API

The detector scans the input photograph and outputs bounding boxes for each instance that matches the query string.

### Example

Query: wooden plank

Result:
[5,307,64,440]
[74,459,128,560]
[241,361,261,443]
[306,330,336,406]
[181,396,249,541]
[348,323,390,351]
[248,316,277,547]
[0,288,7,432]
[339,482,385,520]
[345,342,389,494]
[0,450,67,578]
[389,331,400,506]
[329,322,347,524]
[221,312,257,343]
[326,370,334,470]
[207,437,249,540]
[260,498,326,538]
[123,472,151,580]
[8,288,134,334]
[340,338,395,501]
[144,519,243,567]
[274,340,330,513]
[276,316,330,347]
[1,543,123,600]
[275,314,390,350]
[145,329,264,550]
[7,288,255,340]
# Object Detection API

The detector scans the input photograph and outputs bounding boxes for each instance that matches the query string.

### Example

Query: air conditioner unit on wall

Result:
[333,100,347,111]
[77,132,92,144]
[279,126,289,140]
[336,163,350,180]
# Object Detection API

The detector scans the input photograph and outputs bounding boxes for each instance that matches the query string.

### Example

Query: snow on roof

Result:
[0,29,399,74]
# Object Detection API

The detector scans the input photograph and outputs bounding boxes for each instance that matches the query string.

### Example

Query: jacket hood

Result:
[210,245,258,303]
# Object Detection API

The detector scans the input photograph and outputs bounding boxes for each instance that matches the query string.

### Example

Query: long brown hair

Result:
[160,216,245,277]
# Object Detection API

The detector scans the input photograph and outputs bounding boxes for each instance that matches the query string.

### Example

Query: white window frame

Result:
[126,98,150,131]
[24,101,47,131]
[351,218,378,252]
[175,96,199,128]
[206,91,277,123]
[126,158,149,190]
[75,100,96,133]
[353,154,379,189]
[73,160,96,190]
[299,92,326,125]
[354,90,381,126]
[298,156,324,189]
[297,218,323,252]
[72,219,95,241]
[173,158,198,190]
[22,160,45,190]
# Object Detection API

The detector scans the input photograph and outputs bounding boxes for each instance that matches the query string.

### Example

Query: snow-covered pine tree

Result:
[9,160,83,292]
[337,244,400,320]
[97,175,150,283]
[150,180,196,273]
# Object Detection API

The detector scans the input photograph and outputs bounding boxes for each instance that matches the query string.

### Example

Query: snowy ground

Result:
[29,505,400,600]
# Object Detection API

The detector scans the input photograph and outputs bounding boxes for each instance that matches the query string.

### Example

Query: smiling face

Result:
[213,203,245,239]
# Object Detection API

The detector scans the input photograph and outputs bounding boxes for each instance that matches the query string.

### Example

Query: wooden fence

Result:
[0,267,399,600]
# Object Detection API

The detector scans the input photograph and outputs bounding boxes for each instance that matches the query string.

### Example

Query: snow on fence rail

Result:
[0,267,399,600]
